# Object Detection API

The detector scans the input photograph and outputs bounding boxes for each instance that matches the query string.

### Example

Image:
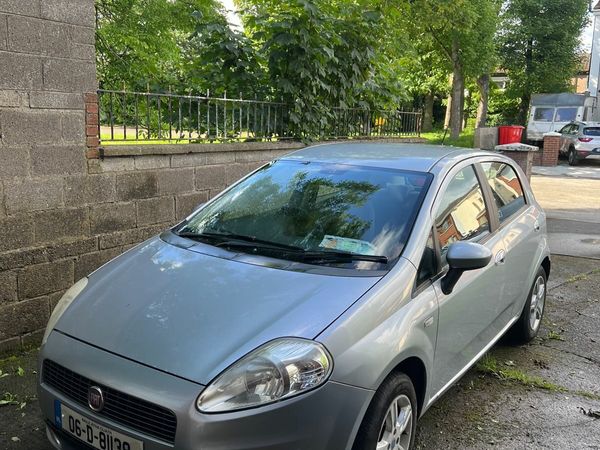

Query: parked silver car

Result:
[39,144,550,450]
[558,121,600,165]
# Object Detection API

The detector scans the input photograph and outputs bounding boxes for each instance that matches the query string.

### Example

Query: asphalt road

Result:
[531,172,600,260]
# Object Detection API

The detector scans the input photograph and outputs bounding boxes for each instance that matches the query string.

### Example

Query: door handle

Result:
[494,250,506,265]
[534,221,540,231]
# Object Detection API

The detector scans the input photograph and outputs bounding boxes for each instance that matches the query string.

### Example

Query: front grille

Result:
[42,359,177,444]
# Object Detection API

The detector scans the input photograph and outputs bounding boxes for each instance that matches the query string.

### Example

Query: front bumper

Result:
[38,332,373,450]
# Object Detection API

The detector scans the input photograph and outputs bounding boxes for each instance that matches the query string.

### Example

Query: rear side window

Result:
[584,127,600,136]
[555,107,578,122]
[533,108,554,122]
[481,162,526,224]
[435,166,490,259]
[559,124,572,134]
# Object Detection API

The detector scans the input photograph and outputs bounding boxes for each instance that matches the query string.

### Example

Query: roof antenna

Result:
[441,128,449,146]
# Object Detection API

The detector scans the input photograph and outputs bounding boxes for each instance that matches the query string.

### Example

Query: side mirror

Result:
[441,242,492,295]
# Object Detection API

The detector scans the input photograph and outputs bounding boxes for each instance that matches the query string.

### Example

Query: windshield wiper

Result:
[175,230,304,252]
[175,231,387,265]
[297,250,388,265]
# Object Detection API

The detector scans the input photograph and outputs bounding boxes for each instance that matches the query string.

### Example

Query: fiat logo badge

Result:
[87,386,104,412]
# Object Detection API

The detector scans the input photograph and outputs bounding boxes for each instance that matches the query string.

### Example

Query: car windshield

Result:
[584,127,600,136]
[176,160,431,269]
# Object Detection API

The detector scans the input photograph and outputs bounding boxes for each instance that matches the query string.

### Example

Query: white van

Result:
[526,93,599,143]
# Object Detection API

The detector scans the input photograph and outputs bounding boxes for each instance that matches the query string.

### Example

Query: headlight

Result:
[197,338,333,413]
[42,278,88,345]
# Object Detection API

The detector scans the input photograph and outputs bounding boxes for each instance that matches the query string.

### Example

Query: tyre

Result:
[507,266,547,344]
[353,372,417,450]
[568,148,579,166]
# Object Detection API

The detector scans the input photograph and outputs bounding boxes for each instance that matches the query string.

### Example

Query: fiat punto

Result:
[39,143,550,450]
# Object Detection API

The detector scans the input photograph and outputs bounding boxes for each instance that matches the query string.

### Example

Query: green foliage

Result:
[182,9,266,97]
[96,0,208,89]
[499,0,590,123]
[487,85,521,126]
[242,0,387,139]
[95,0,591,137]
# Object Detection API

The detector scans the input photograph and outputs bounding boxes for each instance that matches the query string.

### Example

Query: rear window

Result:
[584,127,600,136]
[533,108,554,122]
[481,162,526,224]
[555,108,578,122]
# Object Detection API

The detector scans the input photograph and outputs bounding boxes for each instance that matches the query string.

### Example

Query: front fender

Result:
[317,259,437,399]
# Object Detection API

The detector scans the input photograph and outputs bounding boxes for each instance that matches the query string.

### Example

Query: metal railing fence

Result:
[98,89,421,144]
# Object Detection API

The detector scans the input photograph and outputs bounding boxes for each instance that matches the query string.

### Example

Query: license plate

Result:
[55,401,144,450]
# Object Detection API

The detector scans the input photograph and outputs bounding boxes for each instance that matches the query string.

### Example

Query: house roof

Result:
[594,1,600,11]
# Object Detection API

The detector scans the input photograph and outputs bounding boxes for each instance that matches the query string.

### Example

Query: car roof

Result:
[282,142,492,172]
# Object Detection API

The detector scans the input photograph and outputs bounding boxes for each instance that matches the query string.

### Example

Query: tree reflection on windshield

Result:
[179,160,431,268]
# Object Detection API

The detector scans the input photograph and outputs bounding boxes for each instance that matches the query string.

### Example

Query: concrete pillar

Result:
[495,143,539,181]
[474,127,498,150]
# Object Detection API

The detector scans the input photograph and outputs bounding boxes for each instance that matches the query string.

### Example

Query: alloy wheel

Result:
[529,275,545,331]
[376,394,413,450]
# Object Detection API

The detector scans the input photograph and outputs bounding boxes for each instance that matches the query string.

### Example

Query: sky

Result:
[219,0,243,30]
[582,13,594,52]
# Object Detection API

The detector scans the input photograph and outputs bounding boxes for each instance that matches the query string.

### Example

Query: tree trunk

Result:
[463,88,471,130]
[476,74,490,128]
[423,91,434,132]
[450,40,464,139]
[517,38,534,125]
[444,74,453,129]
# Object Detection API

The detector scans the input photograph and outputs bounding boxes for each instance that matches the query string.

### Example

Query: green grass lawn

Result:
[421,127,475,148]
[100,128,477,148]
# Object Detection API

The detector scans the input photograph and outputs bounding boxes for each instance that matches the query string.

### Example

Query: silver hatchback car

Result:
[558,121,600,165]
[39,144,550,450]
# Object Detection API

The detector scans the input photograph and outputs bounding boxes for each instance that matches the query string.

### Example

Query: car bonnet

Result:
[54,237,381,385]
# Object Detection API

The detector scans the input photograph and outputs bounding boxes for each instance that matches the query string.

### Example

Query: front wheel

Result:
[568,148,579,166]
[507,266,547,344]
[353,372,417,450]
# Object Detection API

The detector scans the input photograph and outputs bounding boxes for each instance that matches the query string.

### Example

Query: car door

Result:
[567,124,580,152]
[558,124,573,154]
[430,162,507,396]
[480,160,540,317]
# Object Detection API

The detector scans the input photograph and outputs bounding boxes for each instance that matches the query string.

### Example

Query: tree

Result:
[241,0,389,138]
[397,37,450,131]
[182,9,266,97]
[95,0,229,90]
[405,0,499,137]
[499,0,589,124]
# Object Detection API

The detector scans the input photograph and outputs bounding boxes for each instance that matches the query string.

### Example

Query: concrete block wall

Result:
[0,0,97,351]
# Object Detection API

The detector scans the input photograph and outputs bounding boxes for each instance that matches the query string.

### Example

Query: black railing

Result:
[98,89,421,144]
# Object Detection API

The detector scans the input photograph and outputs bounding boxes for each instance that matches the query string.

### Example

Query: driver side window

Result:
[435,166,490,265]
